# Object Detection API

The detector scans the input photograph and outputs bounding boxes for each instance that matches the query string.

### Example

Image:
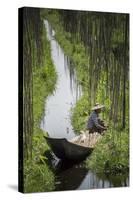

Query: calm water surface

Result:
[40,20,81,140]
[41,20,129,191]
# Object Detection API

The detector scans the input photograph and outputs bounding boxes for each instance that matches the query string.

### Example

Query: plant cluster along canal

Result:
[23,8,57,192]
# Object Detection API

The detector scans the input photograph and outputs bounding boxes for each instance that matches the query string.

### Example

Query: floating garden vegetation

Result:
[46,10,129,174]
[23,8,57,193]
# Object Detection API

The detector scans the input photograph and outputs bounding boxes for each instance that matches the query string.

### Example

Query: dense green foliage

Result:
[24,28,57,193]
[86,128,129,173]
[24,129,55,193]
[46,10,129,125]
[46,10,129,174]
[23,8,57,193]
[33,31,57,130]
[71,94,89,132]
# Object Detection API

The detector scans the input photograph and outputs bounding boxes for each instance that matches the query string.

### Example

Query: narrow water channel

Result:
[41,20,129,191]
[40,20,81,140]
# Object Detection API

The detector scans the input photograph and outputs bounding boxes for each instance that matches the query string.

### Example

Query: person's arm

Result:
[92,114,106,130]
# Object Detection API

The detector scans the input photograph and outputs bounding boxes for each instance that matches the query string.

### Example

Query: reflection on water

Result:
[41,20,129,191]
[41,20,82,140]
[55,162,129,191]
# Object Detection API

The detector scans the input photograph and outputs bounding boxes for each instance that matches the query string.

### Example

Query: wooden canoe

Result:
[44,135,93,161]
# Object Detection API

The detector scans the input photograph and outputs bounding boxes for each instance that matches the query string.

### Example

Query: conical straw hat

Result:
[91,103,105,111]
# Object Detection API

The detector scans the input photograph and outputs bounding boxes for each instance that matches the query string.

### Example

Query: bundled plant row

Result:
[23,8,57,192]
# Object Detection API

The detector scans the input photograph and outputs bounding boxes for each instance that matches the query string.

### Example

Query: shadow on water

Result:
[43,150,89,190]
[55,163,88,191]
[44,150,129,191]
[54,160,129,191]
[43,149,83,172]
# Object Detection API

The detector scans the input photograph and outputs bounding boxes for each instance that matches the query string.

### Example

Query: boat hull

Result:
[44,136,93,161]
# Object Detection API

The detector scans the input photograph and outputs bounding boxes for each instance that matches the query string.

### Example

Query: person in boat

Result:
[87,103,107,134]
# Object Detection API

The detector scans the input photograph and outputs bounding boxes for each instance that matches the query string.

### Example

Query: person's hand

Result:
[102,126,107,131]
[104,123,108,127]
